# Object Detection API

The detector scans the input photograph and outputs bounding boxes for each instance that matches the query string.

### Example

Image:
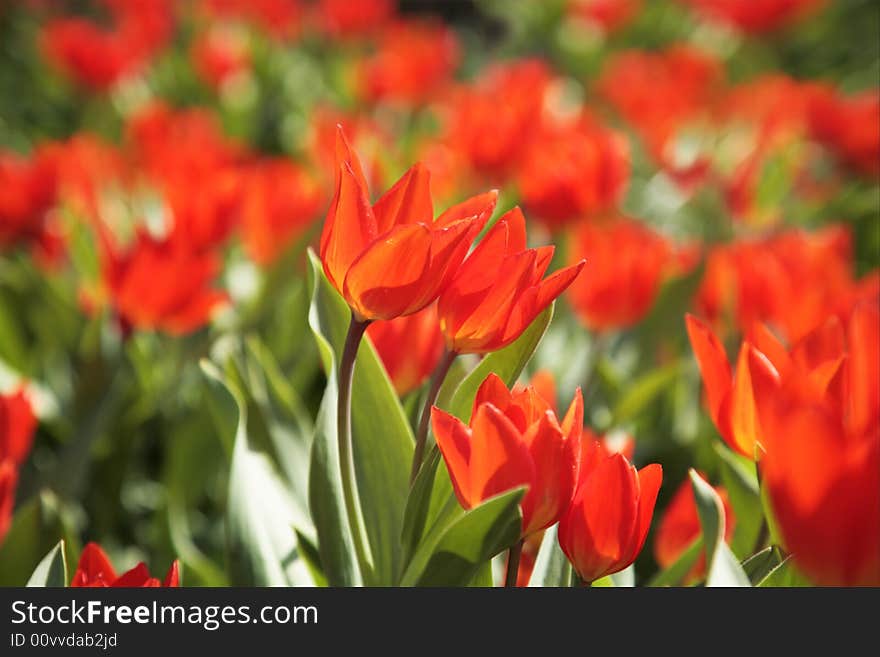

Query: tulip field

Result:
[0,0,878,589]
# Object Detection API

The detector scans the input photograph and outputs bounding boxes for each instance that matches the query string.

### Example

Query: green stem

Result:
[751,458,770,555]
[338,314,373,584]
[505,539,524,588]
[409,349,457,486]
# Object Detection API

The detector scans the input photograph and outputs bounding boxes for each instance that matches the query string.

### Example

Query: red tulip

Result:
[316,0,394,37]
[558,440,662,583]
[200,0,302,41]
[191,26,251,91]
[685,313,764,458]
[517,115,629,229]
[0,388,37,467]
[568,218,673,331]
[749,303,880,586]
[367,304,444,396]
[357,20,459,105]
[694,226,876,342]
[679,0,825,33]
[101,229,228,336]
[444,59,552,182]
[654,477,735,582]
[0,462,18,545]
[71,542,180,587]
[568,0,641,33]
[41,0,173,91]
[808,86,880,177]
[596,45,722,165]
[240,159,323,265]
[0,149,57,251]
[437,207,585,354]
[431,373,583,537]
[319,126,495,321]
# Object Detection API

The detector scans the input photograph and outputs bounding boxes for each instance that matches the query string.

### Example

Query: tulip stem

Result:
[751,459,770,555]
[505,539,524,588]
[338,314,373,584]
[409,349,457,485]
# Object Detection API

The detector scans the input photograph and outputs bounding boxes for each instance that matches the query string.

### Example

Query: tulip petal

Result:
[431,407,473,508]
[727,342,762,459]
[469,403,535,509]
[792,316,846,374]
[632,463,663,559]
[319,161,378,292]
[847,302,880,437]
[372,162,433,233]
[560,388,584,446]
[72,543,116,587]
[163,560,180,587]
[748,322,791,376]
[435,189,498,228]
[521,411,575,535]
[685,314,732,425]
[343,223,432,320]
[442,250,536,352]
[472,372,513,420]
[113,563,153,587]
[560,452,640,582]
[403,218,482,314]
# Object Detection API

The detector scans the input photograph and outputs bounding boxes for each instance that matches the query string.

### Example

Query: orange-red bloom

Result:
[679,0,824,33]
[0,388,37,468]
[431,373,583,537]
[0,388,36,545]
[101,229,228,336]
[443,59,553,182]
[558,440,661,583]
[191,26,251,91]
[568,217,673,331]
[367,304,444,396]
[319,127,495,321]
[41,0,174,91]
[437,208,585,353]
[0,148,57,251]
[694,226,878,342]
[808,86,880,178]
[200,0,302,40]
[240,159,322,265]
[568,0,641,33]
[0,462,17,545]
[128,103,245,251]
[316,0,394,37]
[748,303,880,586]
[357,20,459,105]
[71,542,180,587]
[517,116,629,229]
[686,313,765,458]
[654,477,735,582]
[596,45,722,165]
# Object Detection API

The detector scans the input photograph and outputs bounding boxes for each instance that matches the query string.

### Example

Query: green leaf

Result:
[0,491,71,586]
[689,470,750,587]
[742,546,786,586]
[610,362,681,428]
[201,361,313,586]
[756,555,811,587]
[27,540,68,587]
[402,488,525,587]
[306,250,414,586]
[527,525,572,587]
[647,539,703,587]
[400,448,442,567]
[715,444,762,557]
[447,304,554,422]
